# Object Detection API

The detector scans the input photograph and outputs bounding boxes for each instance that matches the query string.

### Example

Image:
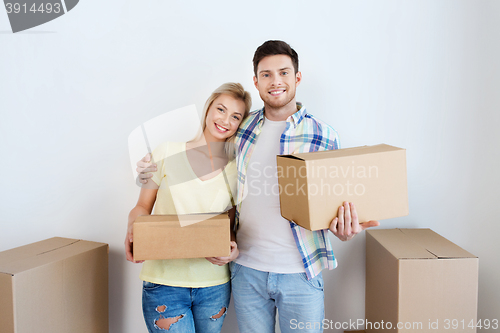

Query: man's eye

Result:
[282,71,288,75]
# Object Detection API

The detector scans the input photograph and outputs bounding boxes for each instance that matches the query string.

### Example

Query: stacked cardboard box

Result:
[0,237,108,333]
[365,229,478,333]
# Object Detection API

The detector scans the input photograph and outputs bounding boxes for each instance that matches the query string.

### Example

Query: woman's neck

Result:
[188,132,226,157]
[186,134,228,179]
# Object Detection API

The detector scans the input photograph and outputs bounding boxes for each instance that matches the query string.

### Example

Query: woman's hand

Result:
[205,241,239,266]
[125,227,144,263]
[126,187,159,263]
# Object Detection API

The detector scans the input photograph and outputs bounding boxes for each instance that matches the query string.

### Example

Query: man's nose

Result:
[272,75,282,86]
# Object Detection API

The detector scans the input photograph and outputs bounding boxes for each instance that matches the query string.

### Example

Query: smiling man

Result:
[228,40,379,333]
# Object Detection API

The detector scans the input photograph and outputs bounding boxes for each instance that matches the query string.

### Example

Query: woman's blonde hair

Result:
[200,82,252,159]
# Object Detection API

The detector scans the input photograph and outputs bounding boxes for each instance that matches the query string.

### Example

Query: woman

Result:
[125,82,251,332]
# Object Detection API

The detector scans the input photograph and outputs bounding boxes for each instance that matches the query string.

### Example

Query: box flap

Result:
[0,238,78,274]
[367,229,436,259]
[399,229,476,258]
[135,213,228,224]
[278,144,404,161]
[0,272,14,332]
[0,238,108,275]
[367,229,476,260]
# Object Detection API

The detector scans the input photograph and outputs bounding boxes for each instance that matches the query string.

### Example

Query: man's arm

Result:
[136,153,157,184]
[329,202,379,241]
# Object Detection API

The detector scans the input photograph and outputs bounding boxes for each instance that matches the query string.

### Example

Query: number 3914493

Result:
[5,3,61,14]
[443,319,498,330]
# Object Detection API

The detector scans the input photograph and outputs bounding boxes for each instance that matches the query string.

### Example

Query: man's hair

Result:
[253,40,299,76]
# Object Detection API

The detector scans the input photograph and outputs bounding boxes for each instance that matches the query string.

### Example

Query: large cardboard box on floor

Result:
[276,144,408,230]
[133,213,231,260]
[0,237,109,333]
[366,229,478,333]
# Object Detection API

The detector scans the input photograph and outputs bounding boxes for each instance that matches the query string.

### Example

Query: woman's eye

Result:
[218,108,225,113]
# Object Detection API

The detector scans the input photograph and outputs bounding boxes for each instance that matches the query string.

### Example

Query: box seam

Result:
[37,239,81,256]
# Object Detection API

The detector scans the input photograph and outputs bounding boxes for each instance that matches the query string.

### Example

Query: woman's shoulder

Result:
[223,158,238,179]
[152,141,186,159]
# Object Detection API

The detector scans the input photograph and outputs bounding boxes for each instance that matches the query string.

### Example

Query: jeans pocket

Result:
[143,281,162,290]
[230,262,242,280]
[299,272,324,291]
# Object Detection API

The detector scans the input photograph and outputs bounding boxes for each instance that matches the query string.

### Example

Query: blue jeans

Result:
[231,263,325,333]
[142,281,230,333]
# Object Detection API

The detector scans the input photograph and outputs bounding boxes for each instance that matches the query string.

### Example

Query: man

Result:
[137,40,379,333]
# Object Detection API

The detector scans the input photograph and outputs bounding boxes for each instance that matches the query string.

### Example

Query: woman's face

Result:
[204,94,245,142]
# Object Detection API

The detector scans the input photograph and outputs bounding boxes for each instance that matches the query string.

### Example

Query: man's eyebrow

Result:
[258,67,292,74]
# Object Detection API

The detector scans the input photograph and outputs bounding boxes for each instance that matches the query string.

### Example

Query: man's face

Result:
[253,54,302,110]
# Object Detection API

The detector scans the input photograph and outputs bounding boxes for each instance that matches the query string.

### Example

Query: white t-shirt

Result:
[236,117,305,273]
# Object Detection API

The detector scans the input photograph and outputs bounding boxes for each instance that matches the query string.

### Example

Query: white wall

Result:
[1,1,499,332]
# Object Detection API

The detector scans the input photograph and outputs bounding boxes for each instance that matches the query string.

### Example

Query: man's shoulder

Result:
[300,111,339,140]
[242,108,262,124]
[237,108,263,133]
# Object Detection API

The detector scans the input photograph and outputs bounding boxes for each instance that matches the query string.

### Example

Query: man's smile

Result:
[269,89,286,96]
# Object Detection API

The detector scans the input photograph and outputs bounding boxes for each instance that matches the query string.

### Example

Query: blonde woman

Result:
[126,83,251,332]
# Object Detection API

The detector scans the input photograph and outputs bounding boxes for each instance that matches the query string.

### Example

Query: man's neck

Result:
[263,98,298,121]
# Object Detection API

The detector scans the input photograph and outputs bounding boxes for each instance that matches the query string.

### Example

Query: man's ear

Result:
[295,71,302,87]
[253,76,258,89]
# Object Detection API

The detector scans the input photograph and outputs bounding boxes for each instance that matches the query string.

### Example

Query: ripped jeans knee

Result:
[142,281,230,333]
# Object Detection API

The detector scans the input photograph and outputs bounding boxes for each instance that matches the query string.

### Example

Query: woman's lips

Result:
[215,123,229,132]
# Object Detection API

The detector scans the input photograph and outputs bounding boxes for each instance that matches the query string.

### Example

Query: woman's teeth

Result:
[215,123,228,132]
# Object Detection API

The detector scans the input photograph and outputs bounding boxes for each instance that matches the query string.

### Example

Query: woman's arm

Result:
[125,184,158,263]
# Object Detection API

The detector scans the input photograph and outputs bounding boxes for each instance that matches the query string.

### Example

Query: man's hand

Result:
[329,202,379,241]
[206,241,239,266]
[136,153,157,184]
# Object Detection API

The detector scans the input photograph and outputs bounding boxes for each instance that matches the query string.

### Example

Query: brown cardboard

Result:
[276,144,408,230]
[366,229,478,333]
[0,237,109,333]
[133,213,231,260]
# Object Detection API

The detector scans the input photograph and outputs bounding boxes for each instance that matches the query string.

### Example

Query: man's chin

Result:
[263,98,295,110]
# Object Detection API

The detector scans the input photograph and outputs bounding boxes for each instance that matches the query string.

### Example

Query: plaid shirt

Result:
[234,103,340,279]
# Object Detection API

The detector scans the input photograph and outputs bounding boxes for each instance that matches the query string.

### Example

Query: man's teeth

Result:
[270,90,285,95]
